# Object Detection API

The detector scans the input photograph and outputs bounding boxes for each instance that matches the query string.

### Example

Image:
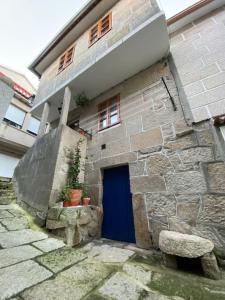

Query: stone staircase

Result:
[0,179,16,205]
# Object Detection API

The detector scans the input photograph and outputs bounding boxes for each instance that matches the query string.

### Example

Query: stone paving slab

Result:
[22,261,112,300]
[0,260,52,300]
[0,217,29,231]
[0,205,15,210]
[0,245,43,269]
[36,248,87,273]
[123,263,152,285]
[0,229,48,248]
[98,272,147,300]
[32,238,65,252]
[0,210,13,219]
[84,244,135,263]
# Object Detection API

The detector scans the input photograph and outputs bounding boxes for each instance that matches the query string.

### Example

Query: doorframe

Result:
[99,163,152,249]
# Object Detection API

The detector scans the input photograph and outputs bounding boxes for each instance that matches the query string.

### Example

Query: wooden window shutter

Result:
[89,12,112,46]
[57,45,75,73]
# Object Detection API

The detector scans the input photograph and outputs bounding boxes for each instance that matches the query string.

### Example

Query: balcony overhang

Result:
[32,11,169,122]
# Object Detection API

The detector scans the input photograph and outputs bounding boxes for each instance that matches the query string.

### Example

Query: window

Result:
[57,46,75,73]
[89,12,112,46]
[27,116,40,136]
[98,95,120,131]
[3,104,26,129]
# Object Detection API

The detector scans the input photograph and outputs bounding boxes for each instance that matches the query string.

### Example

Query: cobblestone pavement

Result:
[1,204,225,300]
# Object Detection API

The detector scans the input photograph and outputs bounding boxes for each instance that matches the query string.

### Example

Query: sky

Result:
[0,0,198,88]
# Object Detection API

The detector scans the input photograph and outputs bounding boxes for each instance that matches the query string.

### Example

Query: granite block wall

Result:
[170,6,225,122]
[0,80,13,124]
[68,61,225,253]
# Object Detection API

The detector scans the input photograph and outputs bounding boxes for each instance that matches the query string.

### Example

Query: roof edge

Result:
[29,0,102,76]
[167,0,213,25]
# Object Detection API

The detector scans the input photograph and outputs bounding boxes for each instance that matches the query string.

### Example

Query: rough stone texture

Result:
[36,248,87,273]
[198,194,225,226]
[0,217,29,231]
[159,231,214,258]
[131,175,166,194]
[165,172,207,194]
[47,206,101,247]
[98,272,145,300]
[132,194,152,249]
[0,210,13,219]
[179,147,214,164]
[146,193,176,217]
[0,229,48,248]
[0,224,6,233]
[22,261,111,300]
[206,162,225,193]
[201,252,221,280]
[0,245,42,269]
[146,154,173,175]
[0,260,52,300]
[123,263,152,285]
[32,238,65,252]
[131,128,163,151]
[85,244,134,263]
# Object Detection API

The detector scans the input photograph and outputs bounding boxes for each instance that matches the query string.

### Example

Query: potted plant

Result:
[67,140,83,206]
[82,186,91,206]
[60,187,70,207]
[75,92,90,107]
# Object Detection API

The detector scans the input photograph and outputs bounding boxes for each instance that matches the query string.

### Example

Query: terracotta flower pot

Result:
[83,197,91,206]
[70,200,80,207]
[68,189,82,205]
[63,201,70,207]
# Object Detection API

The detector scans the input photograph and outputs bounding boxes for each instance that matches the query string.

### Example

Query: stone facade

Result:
[58,60,223,252]
[34,0,159,104]
[170,6,225,122]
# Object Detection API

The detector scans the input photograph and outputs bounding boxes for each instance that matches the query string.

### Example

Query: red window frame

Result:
[98,95,121,131]
[89,12,112,47]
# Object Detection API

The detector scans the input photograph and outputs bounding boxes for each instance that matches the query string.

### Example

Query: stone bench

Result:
[46,205,102,247]
[159,230,221,280]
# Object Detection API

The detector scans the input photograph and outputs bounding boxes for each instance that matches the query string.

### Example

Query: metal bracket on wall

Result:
[161,77,177,111]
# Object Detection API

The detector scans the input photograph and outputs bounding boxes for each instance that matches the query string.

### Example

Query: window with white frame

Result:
[27,116,40,135]
[4,104,26,129]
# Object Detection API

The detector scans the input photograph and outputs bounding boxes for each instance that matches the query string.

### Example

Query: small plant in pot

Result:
[61,187,70,207]
[74,92,90,107]
[82,186,91,206]
[67,140,83,206]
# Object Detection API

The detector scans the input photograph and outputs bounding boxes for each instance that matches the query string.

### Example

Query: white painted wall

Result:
[0,153,20,178]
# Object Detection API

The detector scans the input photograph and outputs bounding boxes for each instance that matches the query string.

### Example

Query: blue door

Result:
[102,165,136,243]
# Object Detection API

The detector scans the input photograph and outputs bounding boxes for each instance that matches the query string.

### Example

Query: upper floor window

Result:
[3,104,26,129]
[27,116,40,136]
[89,12,112,47]
[57,46,75,73]
[98,95,120,131]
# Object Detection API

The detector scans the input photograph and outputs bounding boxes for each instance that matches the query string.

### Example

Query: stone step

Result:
[0,189,15,196]
[0,196,16,205]
[0,181,13,190]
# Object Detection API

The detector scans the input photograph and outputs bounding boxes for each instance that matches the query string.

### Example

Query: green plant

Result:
[60,187,70,202]
[74,92,90,107]
[82,185,89,198]
[67,139,83,189]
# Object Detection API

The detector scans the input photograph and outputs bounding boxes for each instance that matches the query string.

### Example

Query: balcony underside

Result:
[32,12,169,122]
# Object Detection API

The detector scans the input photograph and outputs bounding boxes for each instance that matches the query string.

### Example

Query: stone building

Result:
[14,0,225,255]
[0,65,40,179]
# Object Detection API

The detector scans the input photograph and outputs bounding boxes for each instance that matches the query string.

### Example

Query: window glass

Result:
[98,95,120,130]
[27,116,40,135]
[4,104,26,128]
